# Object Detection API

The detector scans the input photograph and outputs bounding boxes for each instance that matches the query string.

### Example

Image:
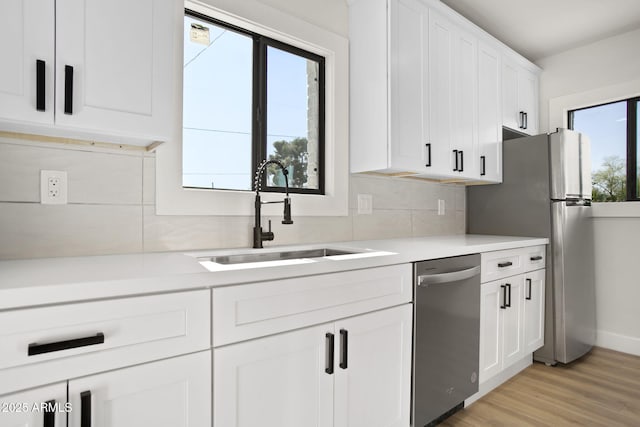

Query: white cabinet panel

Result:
[502,55,539,136]
[477,41,502,183]
[0,383,66,427]
[502,60,520,132]
[334,304,412,427]
[479,280,502,382]
[524,269,545,354]
[502,276,524,369]
[0,0,54,124]
[68,351,211,427]
[55,0,177,140]
[214,323,334,427]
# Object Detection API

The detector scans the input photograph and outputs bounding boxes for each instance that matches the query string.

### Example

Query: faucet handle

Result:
[268,219,271,232]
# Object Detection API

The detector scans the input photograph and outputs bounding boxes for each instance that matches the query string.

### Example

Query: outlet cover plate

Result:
[41,170,68,205]
[357,194,373,215]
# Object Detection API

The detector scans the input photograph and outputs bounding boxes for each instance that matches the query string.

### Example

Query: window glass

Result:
[266,46,321,191]
[182,16,253,191]
[570,101,627,202]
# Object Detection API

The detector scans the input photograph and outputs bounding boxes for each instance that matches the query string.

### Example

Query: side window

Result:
[569,97,640,201]
[182,10,325,194]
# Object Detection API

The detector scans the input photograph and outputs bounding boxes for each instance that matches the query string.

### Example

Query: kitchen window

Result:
[154,1,348,216]
[569,97,640,202]
[183,10,325,195]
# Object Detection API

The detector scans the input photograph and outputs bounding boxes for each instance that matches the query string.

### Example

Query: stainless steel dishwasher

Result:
[413,254,481,426]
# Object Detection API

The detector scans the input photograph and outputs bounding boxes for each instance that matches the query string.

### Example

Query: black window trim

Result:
[568,96,640,202]
[184,8,326,195]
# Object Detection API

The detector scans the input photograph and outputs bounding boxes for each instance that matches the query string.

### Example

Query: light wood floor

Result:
[441,347,640,426]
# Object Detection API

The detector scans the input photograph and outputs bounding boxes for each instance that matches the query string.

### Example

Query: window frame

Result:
[568,96,640,202]
[184,9,326,195]
[155,0,349,217]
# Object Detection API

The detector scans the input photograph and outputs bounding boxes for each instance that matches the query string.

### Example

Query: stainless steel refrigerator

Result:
[467,129,596,365]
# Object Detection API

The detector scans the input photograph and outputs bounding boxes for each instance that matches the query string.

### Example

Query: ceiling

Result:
[440,0,640,62]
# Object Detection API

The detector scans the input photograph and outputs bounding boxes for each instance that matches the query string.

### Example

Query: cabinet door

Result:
[524,269,545,354]
[0,0,54,125]
[451,26,478,179]
[477,41,502,183]
[55,0,177,140]
[479,280,502,383]
[389,0,430,171]
[0,383,66,427]
[68,351,211,427]
[501,276,525,369]
[214,323,334,427]
[334,304,412,427]
[518,68,539,135]
[428,9,454,177]
[501,59,520,132]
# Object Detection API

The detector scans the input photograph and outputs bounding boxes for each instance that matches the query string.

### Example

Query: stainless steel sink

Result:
[199,248,358,265]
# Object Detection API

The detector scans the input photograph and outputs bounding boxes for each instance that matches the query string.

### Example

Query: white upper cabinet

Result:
[502,54,539,136]
[0,0,54,125]
[0,0,179,145]
[477,41,503,183]
[349,0,541,184]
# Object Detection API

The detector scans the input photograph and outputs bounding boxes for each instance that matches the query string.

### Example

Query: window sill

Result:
[591,202,640,218]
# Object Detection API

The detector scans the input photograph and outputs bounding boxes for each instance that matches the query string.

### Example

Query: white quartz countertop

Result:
[0,234,548,310]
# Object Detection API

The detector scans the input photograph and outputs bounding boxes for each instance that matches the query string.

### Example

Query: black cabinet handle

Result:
[523,112,528,129]
[480,155,486,176]
[500,284,507,309]
[506,283,512,307]
[519,111,525,129]
[459,150,464,172]
[36,60,46,112]
[526,278,532,300]
[425,143,431,167]
[325,333,334,374]
[28,332,104,356]
[530,255,543,261]
[497,261,513,268]
[64,65,74,115]
[80,391,91,427]
[339,329,348,370]
[453,150,459,171]
[43,400,55,427]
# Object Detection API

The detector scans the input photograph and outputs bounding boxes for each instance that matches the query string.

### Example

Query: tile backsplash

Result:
[0,138,465,260]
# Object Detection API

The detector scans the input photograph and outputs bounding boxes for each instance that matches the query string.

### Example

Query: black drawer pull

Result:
[500,285,507,309]
[43,400,55,427]
[523,112,528,130]
[505,283,512,307]
[530,255,543,261]
[36,60,46,112]
[81,391,91,427]
[526,278,532,300]
[459,150,464,172]
[339,329,348,370]
[453,150,459,171]
[498,261,513,268]
[425,143,431,167]
[64,65,74,115]
[480,155,486,176]
[28,332,105,356]
[519,111,525,129]
[325,332,334,374]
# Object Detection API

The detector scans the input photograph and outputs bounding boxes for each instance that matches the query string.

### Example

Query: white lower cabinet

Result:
[68,351,211,427]
[0,383,67,427]
[523,269,545,354]
[214,304,413,427]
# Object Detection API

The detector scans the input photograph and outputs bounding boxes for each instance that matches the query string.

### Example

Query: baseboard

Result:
[596,330,640,356]
[464,354,532,406]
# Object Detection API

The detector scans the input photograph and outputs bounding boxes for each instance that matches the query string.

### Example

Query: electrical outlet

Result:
[41,170,68,204]
[357,194,373,215]
[438,199,445,216]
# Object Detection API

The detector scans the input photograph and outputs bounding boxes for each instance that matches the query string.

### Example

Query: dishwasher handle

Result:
[417,265,480,287]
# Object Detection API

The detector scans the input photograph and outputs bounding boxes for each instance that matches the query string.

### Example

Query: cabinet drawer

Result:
[522,245,546,271]
[212,264,412,346]
[0,290,210,394]
[481,249,524,283]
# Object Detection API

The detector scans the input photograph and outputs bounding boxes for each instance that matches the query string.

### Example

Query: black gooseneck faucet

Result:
[253,159,293,248]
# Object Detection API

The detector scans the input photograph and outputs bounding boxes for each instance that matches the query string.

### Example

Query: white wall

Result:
[537,27,640,355]
[0,0,465,260]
